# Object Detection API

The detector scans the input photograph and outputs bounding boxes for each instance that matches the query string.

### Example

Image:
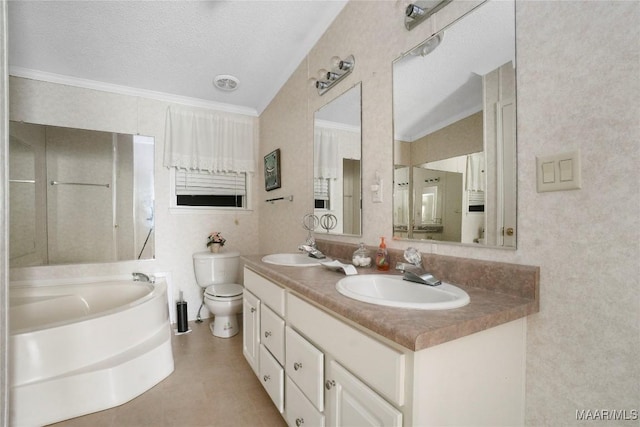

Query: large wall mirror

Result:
[9,121,155,267]
[314,83,362,236]
[393,0,516,248]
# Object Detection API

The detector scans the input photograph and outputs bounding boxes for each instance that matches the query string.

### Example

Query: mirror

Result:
[9,121,155,267]
[393,0,516,247]
[314,83,362,236]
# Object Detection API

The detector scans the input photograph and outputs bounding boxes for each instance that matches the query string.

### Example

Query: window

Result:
[314,177,330,210]
[174,169,248,209]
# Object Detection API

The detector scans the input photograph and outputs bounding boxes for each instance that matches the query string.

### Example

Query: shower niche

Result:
[9,121,155,267]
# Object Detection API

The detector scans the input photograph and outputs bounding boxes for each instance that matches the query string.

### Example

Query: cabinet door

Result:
[261,304,285,365]
[260,344,284,413]
[242,290,260,375]
[325,360,402,427]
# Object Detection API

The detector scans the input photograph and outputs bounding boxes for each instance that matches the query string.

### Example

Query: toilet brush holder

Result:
[176,301,188,333]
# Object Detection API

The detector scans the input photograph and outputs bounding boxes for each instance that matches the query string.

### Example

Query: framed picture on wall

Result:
[264,148,281,191]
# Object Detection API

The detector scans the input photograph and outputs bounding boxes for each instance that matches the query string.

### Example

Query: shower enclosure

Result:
[9,122,154,267]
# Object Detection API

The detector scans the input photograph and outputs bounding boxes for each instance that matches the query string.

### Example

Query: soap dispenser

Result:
[375,237,390,271]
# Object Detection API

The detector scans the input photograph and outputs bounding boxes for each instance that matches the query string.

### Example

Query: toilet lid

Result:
[205,283,243,298]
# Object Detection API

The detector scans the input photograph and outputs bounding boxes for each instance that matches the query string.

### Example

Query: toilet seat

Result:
[204,283,243,300]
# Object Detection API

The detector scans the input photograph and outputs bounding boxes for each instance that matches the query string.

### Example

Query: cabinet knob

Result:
[325,379,336,390]
[250,307,256,313]
[293,362,303,371]
[505,227,514,236]
[263,375,270,382]
[264,331,272,338]
[295,418,305,426]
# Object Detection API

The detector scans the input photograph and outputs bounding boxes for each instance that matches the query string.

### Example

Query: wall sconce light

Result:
[405,0,452,31]
[314,55,355,95]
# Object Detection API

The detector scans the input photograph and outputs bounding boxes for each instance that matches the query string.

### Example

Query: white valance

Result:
[314,127,339,179]
[465,152,486,192]
[163,106,255,173]
[314,125,360,180]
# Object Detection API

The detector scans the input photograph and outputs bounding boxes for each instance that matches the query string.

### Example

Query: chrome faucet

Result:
[298,244,326,259]
[396,247,441,286]
[132,272,153,283]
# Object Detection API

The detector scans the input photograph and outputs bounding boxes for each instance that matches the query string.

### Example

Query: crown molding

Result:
[9,67,259,117]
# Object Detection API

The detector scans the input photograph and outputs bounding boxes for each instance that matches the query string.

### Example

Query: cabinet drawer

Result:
[287,293,406,406]
[285,376,325,427]
[285,326,324,411]
[244,268,286,316]
[259,344,284,413]
[261,304,285,365]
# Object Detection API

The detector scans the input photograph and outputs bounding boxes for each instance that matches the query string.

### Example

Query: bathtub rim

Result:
[9,275,166,335]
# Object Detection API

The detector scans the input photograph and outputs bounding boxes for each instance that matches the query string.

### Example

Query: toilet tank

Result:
[193,251,240,287]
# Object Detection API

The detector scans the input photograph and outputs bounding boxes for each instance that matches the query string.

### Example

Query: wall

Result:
[258,1,639,425]
[8,77,261,320]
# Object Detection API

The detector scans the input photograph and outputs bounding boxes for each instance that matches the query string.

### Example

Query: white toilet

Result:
[193,251,243,338]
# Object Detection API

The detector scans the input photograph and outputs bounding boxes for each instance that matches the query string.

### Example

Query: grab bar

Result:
[50,180,110,188]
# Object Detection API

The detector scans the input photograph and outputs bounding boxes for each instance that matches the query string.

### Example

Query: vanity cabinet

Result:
[243,266,527,426]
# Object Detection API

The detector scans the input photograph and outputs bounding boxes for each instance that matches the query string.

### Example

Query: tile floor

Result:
[51,320,287,427]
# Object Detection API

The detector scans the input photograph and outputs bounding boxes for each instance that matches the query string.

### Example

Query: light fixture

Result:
[405,0,452,31]
[409,33,442,57]
[213,74,239,91]
[314,55,355,95]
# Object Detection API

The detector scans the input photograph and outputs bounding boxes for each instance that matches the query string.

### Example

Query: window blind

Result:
[176,169,246,196]
[314,178,329,200]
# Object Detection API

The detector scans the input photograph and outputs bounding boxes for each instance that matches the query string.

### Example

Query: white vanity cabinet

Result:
[243,267,527,426]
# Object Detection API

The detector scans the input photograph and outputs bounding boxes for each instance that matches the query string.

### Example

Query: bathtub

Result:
[9,277,175,427]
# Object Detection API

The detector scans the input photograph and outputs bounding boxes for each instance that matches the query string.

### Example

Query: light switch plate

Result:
[536,150,582,192]
[371,180,383,203]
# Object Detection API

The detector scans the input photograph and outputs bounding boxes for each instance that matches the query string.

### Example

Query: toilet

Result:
[193,251,243,338]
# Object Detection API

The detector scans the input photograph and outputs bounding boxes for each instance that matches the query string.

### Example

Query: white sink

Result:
[261,253,322,267]
[336,274,470,310]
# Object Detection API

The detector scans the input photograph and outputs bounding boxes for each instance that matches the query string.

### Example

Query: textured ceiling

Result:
[8,0,348,115]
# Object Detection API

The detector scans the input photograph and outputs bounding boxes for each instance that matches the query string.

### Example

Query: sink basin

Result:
[336,274,470,310]
[261,253,322,267]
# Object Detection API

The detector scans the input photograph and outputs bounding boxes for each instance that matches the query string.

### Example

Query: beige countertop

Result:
[241,253,539,352]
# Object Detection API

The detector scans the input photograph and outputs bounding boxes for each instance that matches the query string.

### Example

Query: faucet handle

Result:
[395,262,409,272]
[404,247,422,266]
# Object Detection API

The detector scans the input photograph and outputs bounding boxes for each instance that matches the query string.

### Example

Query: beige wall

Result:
[259,1,639,424]
[410,111,483,165]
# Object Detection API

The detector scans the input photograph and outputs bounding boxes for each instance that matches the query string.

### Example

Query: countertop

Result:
[241,254,539,352]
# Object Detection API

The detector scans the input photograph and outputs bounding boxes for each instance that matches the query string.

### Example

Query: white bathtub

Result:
[9,277,175,426]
